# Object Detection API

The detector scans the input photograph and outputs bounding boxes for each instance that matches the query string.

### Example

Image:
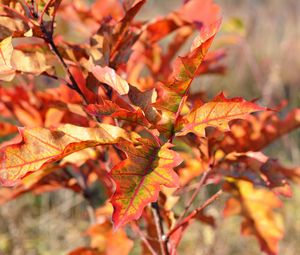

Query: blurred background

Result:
[0,0,299,254]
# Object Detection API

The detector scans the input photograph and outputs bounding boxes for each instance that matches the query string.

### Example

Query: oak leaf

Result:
[154,20,221,113]
[85,101,150,126]
[219,108,300,153]
[92,65,129,95]
[224,180,283,255]
[0,124,129,186]
[178,93,265,137]
[110,138,182,228]
[0,36,15,81]
[86,221,134,255]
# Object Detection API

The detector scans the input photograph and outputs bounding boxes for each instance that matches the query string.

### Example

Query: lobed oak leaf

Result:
[224,180,284,255]
[85,101,150,126]
[178,93,265,137]
[0,37,51,80]
[92,65,129,95]
[0,124,129,186]
[218,108,300,153]
[109,0,146,67]
[0,36,15,81]
[145,0,221,44]
[0,166,80,205]
[178,0,221,27]
[218,152,299,197]
[86,221,134,255]
[0,16,29,41]
[128,85,161,123]
[110,139,182,229]
[154,19,221,113]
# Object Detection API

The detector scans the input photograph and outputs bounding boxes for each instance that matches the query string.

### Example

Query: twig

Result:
[39,0,54,23]
[46,36,88,104]
[131,222,158,255]
[175,167,212,226]
[0,3,35,25]
[41,72,73,88]
[167,189,223,238]
[151,202,169,255]
[39,11,88,104]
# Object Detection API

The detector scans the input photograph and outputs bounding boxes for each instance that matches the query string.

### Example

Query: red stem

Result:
[175,167,212,226]
[167,189,223,238]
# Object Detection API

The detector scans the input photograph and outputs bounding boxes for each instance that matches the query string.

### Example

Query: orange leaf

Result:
[154,19,221,113]
[110,138,182,228]
[219,108,300,153]
[0,122,17,137]
[178,93,265,136]
[0,124,129,186]
[68,247,101,255]
[86,221,133,255]
[224,180,283,255]
[85,101,150,126]
[92,65,129,95]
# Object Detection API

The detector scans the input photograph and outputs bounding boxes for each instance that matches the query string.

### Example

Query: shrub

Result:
[0,1,299,254]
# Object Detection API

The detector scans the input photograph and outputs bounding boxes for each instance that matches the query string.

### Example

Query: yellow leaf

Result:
[0,124,129,186]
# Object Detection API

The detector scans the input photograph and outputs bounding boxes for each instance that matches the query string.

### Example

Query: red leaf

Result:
[110,138,182,228]
[178,92,265,136]
[224,180,284,255]
[154,19,221,113]
[0,124,129,186]
[85,101,150,126]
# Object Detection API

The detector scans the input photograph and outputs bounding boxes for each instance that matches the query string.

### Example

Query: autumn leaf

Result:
[145,0,221,43]
[12,48,50,74]
[0,122,18,137]
[128,85,161,123]
[92,65,129,95]
[0,37,51,80]
[154,19,221,113]
[68,247,101,255]
[0,166,80,205]
[86,221,134,255]
[218,151,299,197]
[110,138,182,228]
[85,101,150,126]
[178,0,221,27]
[178,93,265,137]
[0,124,129,186]
[0,36,15,81]
[224,180,284,255]
[218,108,300,153]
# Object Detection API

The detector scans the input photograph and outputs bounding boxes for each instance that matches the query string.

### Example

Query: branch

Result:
[151,202,169,255]
[167,189,223,239]
[175,167,212,225]
[39,12,88,104]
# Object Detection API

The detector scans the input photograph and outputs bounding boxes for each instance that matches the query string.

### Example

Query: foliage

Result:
[0,0,299,254]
